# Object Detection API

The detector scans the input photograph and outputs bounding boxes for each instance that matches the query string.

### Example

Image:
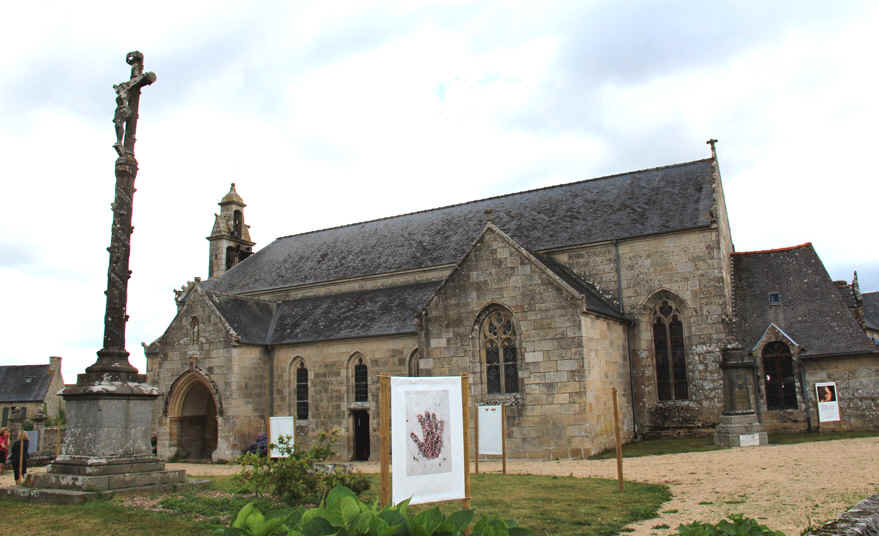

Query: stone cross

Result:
[81,51,156,384]
[113,51,157,157]
[706,138,718,160]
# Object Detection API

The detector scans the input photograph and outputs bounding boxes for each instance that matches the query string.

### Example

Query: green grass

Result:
[357,473,670,536]
[0,473,669,536]
[767,430,879,445]
[589,430,879,460]
[0,496,217,536]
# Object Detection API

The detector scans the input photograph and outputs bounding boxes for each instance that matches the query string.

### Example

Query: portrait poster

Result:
[269,416,295,458]
[391,376,465,505]
[477,405,503,455]
[815,382,840,423]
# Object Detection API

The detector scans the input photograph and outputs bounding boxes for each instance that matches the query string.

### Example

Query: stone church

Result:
[146,150,879,461]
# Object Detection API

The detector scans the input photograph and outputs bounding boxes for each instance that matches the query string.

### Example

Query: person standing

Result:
[0,428,9,475]
[10,432,29,484]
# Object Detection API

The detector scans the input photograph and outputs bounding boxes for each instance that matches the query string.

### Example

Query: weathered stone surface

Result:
[805,495,879,536]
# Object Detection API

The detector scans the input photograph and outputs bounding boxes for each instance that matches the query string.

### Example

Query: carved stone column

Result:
[25,52,185,499]
[714,350,768,447]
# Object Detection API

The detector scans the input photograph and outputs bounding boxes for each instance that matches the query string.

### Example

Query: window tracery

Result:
[480,308,519,394]
[653,300,688,400]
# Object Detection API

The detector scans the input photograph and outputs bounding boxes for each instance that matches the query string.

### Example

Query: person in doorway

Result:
[10,432,29,484]
[0,428,9,475]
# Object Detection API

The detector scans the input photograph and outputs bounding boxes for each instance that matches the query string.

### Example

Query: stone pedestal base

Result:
[23,380,187,501]
[714,412,768,447]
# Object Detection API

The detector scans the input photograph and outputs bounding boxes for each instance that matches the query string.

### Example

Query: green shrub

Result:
[216,485,534,536]
[234,429,370,506]
[672,514,784,536]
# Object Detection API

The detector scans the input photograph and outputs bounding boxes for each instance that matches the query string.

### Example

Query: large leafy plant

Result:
[234,429,370,506]
[216,485,534,536]
[672,514,784,536]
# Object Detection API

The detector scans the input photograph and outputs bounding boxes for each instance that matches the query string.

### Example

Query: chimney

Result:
[49,356,61,373]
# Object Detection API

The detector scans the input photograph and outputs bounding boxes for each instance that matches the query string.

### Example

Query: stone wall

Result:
[551,227,730,434]
[148,288,270,460]
[804,354,879,431]
[272,334,417,461]
[422,226,632,458]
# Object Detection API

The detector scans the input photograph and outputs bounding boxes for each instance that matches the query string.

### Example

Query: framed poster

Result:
[815,382,840,423]
[477,405,503,455]
[391,376,465,505]
[269,415,295,457]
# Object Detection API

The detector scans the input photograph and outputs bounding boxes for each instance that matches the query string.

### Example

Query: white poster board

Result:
[391,376,465,505]
[815,382,840,423]
[269,416,295,458]
[477,405,503,455]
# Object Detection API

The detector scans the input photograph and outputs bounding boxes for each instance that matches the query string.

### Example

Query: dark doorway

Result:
[176,382,218,460]
[352,410,370,461]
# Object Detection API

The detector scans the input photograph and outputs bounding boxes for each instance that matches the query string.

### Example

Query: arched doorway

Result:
[167,371,219,460]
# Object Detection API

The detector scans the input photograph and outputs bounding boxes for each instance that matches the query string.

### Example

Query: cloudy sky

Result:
[1,1,877,383]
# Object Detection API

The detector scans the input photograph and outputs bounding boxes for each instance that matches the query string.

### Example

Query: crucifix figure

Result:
[113,51,157,156]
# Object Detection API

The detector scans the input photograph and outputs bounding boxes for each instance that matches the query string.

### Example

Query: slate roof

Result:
[864,292,879,331]
[204,159,716,294]
[205,281,442,345]
[270,282,441,344]
[0,365,53,403]
[210,295,276,345]
[536,254,624,319]
[731,243,877,358]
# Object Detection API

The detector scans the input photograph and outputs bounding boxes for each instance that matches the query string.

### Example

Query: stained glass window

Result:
[653,300,689,400]
[354,358,368,402]
[296,362,308,420]
[481,309,519,394]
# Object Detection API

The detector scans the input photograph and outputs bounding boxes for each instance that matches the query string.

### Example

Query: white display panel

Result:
[477,405,503,455]
[391,376,465,506]
[815,382,841,423]
[269,416,295,458]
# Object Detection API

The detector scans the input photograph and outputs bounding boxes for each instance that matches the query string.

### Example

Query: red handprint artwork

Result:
[410,411,444,459]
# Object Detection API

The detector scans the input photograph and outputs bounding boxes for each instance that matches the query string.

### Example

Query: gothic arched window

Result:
[354,358,368,402]
[481,308,519,394]
[191,317,199,343]
[295,361,309,420]
[653,300,688,400]
[763,342,797,410]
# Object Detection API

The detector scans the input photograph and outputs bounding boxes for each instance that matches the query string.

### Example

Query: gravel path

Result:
[5,437,876,535]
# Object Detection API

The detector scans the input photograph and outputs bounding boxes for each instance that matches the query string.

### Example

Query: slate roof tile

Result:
[0,365,53,403]
[204,159,716,294]
[732,243,877,358]
[863,291,879,332]
[268,282,442,345]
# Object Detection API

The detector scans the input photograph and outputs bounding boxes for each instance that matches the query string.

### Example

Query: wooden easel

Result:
[474,404,506,474]
[380,374,471,508]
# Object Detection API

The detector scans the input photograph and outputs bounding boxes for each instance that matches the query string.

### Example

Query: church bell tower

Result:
[208,183,255,278]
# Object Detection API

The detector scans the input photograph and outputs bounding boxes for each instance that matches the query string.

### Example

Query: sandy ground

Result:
[4,437,876,535]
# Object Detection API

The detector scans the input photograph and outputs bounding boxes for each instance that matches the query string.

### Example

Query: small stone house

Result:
[0,356,65,426]
[146,152,879,461]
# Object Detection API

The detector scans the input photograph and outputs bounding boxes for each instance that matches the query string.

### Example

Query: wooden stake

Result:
[461,373,471,509]
[501,404,507,475]
[17,432,24,484]
[379,375,391,508]
[612,387,623,492]
[474,403,480,474]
